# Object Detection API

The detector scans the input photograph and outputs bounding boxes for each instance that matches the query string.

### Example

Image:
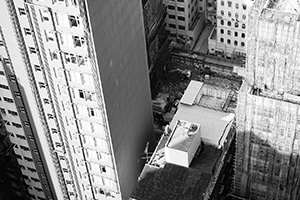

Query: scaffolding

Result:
[235,1,300,199]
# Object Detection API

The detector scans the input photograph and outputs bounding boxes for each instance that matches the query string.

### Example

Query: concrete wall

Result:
[187,127,201,166]
[165,147,188,168]
[87,1,154,199]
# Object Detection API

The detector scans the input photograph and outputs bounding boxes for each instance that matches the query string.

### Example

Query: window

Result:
[37,161,42,166]
[227,30,231,35]
[34,187,43,192]
[228,11,231,17]
[168,5,175,10]
[221,1,224,6]
[19,107,26,113]
[20,145,30,151]
[77,55,86,66]
[0,71,3,76]
[169,24,176,29]
[235,13,239,19]
[234,41,238,46]
[12,122,22,128]
[18,8,26,15]
[220,38,224,43]
[242,33,245,38]
[70,0,78,6]
[169,15,175,19]
[227,21,231,26]
[220,29,224,34]
[241,42,245,47]
[4,97,13,103]
[177,7,184,12]
[235,22,239,28]
[234,31,238,37]
[69,15,80,27]
[34,65,42,71]
[220,20,224,25]
[31,177,40,183]
[3,58,10,65]
[178,25,185,30]
[64,52,77,64]
[0,84,9,90]
[28,135,34,140]
[0,108,6,115]
[51,128,58,134]
[221,10,224,16]
[45,30,55,41]
[227,39,231,44]
[58,85,67,95]
[228,1,232,7]
[39,82,46,88]
[14,91,21,98]
[47,114,54,119]
[242,14,246,20]
[40,9,50,21]
[88,107,96,117]
[242,23,246,29]
[24,28,32,35]
[242,4,247,10]
[73,36,85,47]
[30,47,37,54]
[33,148,38,154]
[24,156,33,162]
[178,16,185,21]
[235,3,239,9]
[8,110,18,116]
[49,50,59,60]
[9,75,16,82]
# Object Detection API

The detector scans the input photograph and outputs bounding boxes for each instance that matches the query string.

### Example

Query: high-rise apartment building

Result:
[0,113,30,200]
[235,0,300,199]
[208,0,254,59]
[165,0,205,48]
[0,0,154,200]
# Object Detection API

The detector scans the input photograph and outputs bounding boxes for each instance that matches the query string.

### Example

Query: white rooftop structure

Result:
[170,80,235,147]
[165,120,201,168]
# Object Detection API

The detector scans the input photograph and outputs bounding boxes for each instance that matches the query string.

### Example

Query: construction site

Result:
[131,77,240,200]
[235,0,300,199]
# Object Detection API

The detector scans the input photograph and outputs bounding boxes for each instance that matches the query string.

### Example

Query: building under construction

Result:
[235,0,300,199]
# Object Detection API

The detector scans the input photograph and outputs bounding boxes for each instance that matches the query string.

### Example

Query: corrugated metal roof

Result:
[180,80,203,105]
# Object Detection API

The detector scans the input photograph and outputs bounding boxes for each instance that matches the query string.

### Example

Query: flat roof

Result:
[131,145,221,200]
[166,120,199,152]
[170,104,234,147]
[180,80,203,105]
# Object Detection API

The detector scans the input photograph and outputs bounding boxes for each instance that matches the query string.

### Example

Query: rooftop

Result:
[131,80,236,200]
[131,143,221,200]
[170,80,235,147]
[166,120,200,152]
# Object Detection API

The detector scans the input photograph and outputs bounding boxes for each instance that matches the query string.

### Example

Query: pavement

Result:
[193,25,214,53]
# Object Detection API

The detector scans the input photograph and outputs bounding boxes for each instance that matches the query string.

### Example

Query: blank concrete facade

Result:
[0,0,154,200]
[235,1,300,199]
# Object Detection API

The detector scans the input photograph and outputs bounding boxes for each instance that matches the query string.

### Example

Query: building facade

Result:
[235,1,300,199]
[0,0,154,200]
[208,0,254,59]
[165,0,205,48]
[142,0,170,96]
[0,113,30,200]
